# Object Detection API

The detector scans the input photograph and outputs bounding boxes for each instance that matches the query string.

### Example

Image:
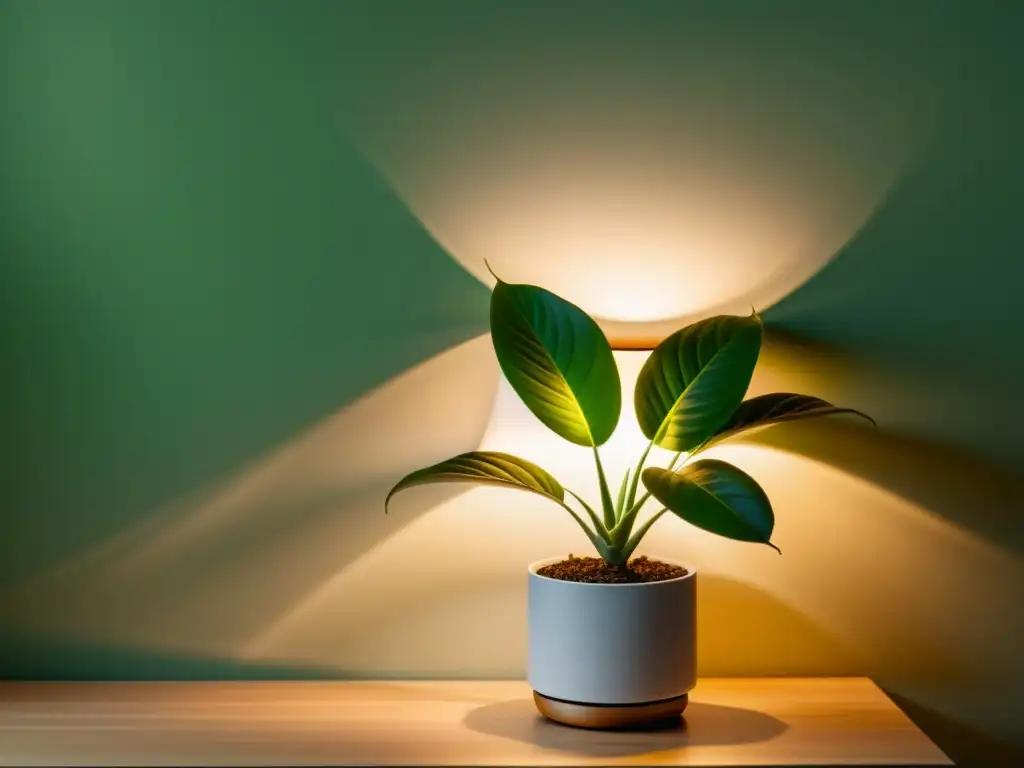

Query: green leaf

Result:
[641,460,780,552]
[490,279,620,447]
[385,451,563,512]
[634,314,762,452]
[615,469,631,518]
[706,393,876,447]
[385,451,616,564]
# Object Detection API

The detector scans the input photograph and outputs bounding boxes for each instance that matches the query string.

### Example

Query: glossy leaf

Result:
[641,460,780,552]
[707,393,876,447]
[490,279,620,447]
[634,314,762,452]
[385,451,563,512]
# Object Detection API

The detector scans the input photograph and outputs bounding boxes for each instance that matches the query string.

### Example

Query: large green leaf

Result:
[490,279,620,447]
[634,314,762,452]
[385,451,563,512]
[707,393,876,447]
[641,460,780,552]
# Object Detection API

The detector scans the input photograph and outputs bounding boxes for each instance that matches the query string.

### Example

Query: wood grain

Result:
[0,678,951,766]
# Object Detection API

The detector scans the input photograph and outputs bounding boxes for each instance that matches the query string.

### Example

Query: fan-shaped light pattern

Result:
[244,435,1023,720]
[336,5,941,345]
[0,337,500,658]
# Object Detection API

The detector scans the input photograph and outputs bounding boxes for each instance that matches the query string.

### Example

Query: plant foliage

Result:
[386,272,874,566]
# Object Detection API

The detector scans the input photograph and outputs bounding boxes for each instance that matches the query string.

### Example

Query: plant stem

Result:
[609,496,644,548]
[687,436,712,459]
[556,500,615,562]
[625,440,653,511]
[603,545,627,568]
[614,469,630,521]
[610,450,686,547]
[566,489,610,542]
[592,446,617,529]
[667,449,686,471]
[620,507,668,561]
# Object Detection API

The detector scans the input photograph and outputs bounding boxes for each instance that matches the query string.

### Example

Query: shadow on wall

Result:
[888,693,1024,766]
[754,333,1024,559]
[725,418,1024,766]
[0,2,490,588]
[0,634,346,682]
[695,575,858,677]
[751,9,1024,754]
[1,2,1023,766]
[725,337,1024,762]
[244,564,854,681]
[747,413,1024,558]
[763,0,1024,474]
[0,564,849,682]
[0,337,499,666]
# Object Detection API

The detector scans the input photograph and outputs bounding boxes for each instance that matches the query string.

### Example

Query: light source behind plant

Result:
[386,266,873,568]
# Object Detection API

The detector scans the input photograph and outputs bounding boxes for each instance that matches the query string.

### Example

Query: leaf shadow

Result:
[737,411,1024,558]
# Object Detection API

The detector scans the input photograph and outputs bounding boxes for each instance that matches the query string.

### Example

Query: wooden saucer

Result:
[533,690,688,730]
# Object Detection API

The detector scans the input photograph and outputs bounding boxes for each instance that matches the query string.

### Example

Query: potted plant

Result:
[386,269,872,729]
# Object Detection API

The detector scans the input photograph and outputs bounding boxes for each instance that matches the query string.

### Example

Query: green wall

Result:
[1,2,1022,764]
[0,1,489,585]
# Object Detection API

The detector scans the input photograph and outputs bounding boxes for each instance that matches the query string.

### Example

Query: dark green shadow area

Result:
[749,7,1024,743]
[0,2,489,586]
[1,2,1022,763]
[764,0,1024,475]
[889,692,1024,767]
[0,633,346,681]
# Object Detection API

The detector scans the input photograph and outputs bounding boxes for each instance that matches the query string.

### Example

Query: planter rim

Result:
[528,555,697,587]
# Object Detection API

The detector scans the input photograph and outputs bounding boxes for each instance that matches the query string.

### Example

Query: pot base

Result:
[533,690,688,730]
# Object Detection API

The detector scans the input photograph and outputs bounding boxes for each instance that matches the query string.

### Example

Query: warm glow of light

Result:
[478,349,677,504]
[479,350,679,507]
[346,52,929,345]
[11,337,1022,723]
[244,436,1023,684]
[371,140,907,346]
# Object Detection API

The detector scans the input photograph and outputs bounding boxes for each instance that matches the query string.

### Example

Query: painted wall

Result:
[1,2,1022,764]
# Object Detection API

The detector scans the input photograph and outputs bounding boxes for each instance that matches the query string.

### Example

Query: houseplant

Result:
[386,269,872,728]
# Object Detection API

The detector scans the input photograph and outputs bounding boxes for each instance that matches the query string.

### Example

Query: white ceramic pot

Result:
[527,556,697,706]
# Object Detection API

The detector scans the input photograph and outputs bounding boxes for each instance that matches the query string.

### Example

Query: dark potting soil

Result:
[537,555,687,583]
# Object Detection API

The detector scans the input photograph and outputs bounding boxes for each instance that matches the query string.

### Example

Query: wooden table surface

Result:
[0,678,951,767]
